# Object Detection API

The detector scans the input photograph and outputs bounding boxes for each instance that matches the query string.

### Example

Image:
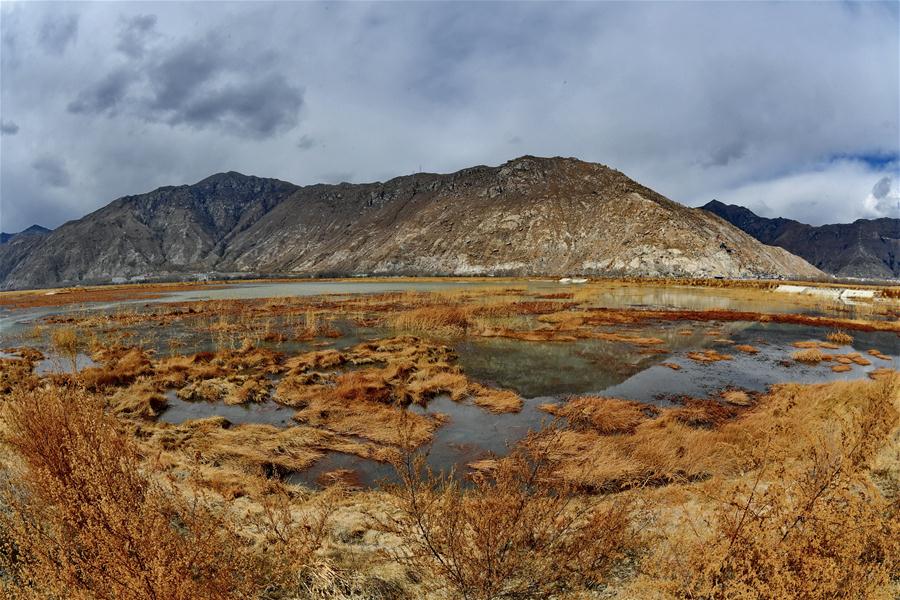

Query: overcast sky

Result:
[1,1,898,233]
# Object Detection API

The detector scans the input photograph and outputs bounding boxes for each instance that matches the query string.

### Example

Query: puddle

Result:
[34,352,98,375]
[287,393,561,489]
[158,391,297,427]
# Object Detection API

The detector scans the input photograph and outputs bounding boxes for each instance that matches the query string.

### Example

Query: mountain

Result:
[0,157,821,290]
[702,200,899,279]
[0,224,51,244]
[0,224,52,284]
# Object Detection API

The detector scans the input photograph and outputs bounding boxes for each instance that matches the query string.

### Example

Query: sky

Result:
[1,1,898,233]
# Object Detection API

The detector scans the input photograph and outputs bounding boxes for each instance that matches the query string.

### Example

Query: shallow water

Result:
[159,391,297,427]
[286,393,561,488]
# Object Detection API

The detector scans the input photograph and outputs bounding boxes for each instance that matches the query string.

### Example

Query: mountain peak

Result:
[195,171,257,186]
[0,224,51,244]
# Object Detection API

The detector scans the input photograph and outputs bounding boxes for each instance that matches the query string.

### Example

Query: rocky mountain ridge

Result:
[0,156,822,289]
[702,200,899,279]
[0,224,51,244]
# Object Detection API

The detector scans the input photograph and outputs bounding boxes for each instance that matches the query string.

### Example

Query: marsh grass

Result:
[380,430,638,600]
[646,373,900,599]
[50,326,79,372]
[0,386,258,599]
[792,348,827,363]
[826,330,854,345]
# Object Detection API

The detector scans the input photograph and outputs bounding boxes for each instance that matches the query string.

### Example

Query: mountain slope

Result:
[0,224,51,244]
[703,200,900,279]
[0,225,52,283]
[1,157,821,289]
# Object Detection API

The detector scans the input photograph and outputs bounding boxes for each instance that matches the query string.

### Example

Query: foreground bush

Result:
[381,432,638,600]
[0,385,261,600]
[648,373,900,599]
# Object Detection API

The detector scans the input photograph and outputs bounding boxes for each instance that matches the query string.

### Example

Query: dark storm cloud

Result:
[0,120,18,135]
[67,69,137,115]
[31,157,70,188]
[296,135,317,150]
[872,176,892,199]
[116,14,157,59]
[166,74,303,137]
[37,13,78,55]
[68,31,304,139]
[142,35,304,137]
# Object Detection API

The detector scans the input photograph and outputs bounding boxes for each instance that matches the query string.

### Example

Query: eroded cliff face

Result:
[1,157,821,290]
[703,200,900,279]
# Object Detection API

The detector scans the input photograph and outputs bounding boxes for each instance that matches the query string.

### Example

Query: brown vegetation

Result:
[826,329,854,345]
[792,348,828,363]
[733,344,759,354]
[380,435,637,600]
[2,277,898,598]
[687,349,733,363]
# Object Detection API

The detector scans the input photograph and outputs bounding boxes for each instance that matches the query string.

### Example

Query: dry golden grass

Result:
[721,389,752,406]
[380,433,638,600]
[543,396,657,435]
[687,349,733,363]
[733,344,759,354]
[50,326,79,371]
[535,373,899,494]
[792,347,827,363]
[639,373,900,599]
[0,386,260,599]
[869,348,892,361]
[826,329,854,345]
[832,364,853,373]
[389,305,473,337]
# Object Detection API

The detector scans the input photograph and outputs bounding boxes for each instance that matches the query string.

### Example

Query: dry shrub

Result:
[832,364,852,373]
[50,326,79,371]
[0,385,260,600]
[381,433,637,600]
[389,306,471,336]
[792,347,827,363]
[0,357,39,395]
[652,375,900,599]
[826,330,854,345]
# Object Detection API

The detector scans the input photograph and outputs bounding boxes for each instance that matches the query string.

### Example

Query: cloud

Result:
[0,120,18,135]
[31,157,71,188]
[116,14,157,59]
[67,69,137,115]
[296,134,317,150]
[0,2,897,233]
[708,159,899,225]
[38,13,78,54]
[864,176,900,218]
[871,175,892,199]
[68,31,304,138]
